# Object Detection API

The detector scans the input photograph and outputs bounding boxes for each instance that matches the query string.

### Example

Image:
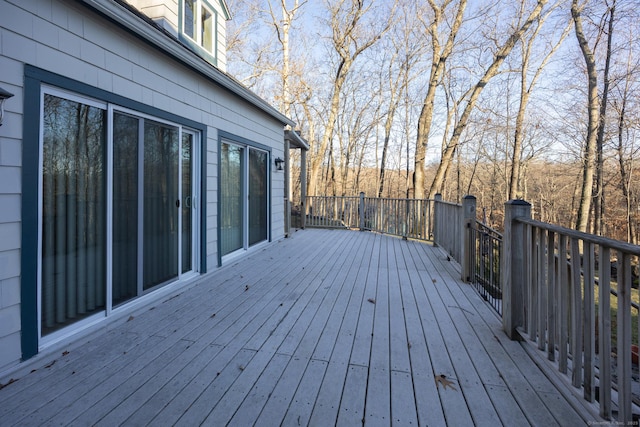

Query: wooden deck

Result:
[0,229,600,426]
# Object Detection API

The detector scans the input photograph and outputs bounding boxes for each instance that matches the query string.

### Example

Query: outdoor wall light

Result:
[0,87,14,127]
[274,157,284,171]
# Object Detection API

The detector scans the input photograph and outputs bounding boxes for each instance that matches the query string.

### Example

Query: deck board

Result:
[0,229,602,426]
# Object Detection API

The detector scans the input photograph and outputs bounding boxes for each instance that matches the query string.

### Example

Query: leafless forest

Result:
[226,0,640,242]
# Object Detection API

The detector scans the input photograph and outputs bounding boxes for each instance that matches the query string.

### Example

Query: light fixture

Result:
[0,86,14,127]
[274,157,284,171]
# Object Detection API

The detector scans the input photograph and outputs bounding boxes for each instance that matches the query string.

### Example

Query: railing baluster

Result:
[527,224,537,339]
[583,241,595,402]
[617,251,632,422]
[559,234,569,374]
[599,246,612,419]
[570,237,583,389]
[538,227,547,351]
[547,230,556,361]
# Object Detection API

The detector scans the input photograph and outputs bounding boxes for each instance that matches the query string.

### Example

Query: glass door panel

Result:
[182,132,193,274]
[220,142,244,256]
[249,148,268,246]
[41,94,106,335]
[143,120,179,290]
[112,112,139,305]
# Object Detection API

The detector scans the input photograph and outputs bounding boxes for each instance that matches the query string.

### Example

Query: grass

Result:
[594,283,639,351]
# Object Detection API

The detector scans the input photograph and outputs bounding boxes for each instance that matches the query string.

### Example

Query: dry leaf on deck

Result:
[435,374,457,391]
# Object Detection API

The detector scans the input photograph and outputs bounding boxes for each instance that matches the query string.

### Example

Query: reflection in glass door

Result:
[220,142,244,256]
[143,120,179,290]
[248,148,268,246]
[112,113,195,306]
[113,112,139,305]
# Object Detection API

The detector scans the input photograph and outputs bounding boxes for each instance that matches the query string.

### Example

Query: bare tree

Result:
[427,0,549,199]
[412,0,467,200]
[377,4,422,197]
[509,3,570,200]
[307,0,395,197]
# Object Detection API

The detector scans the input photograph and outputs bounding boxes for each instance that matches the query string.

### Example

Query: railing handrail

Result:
[475,220,503,239]
[516,216,640,256]
[436,200,463,208]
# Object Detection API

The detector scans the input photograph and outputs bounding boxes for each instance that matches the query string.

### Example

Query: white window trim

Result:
[182,0,218,59]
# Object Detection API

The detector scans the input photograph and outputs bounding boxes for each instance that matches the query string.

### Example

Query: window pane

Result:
[249,149,268,246]
[41,94,106,335]
[143,120,179,290]
[202,6,213,52]
[221,143,243,255]
[184,0,196,39]
[112,113,139,306]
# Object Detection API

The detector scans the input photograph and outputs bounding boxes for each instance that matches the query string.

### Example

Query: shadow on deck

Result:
[0,229,601,426]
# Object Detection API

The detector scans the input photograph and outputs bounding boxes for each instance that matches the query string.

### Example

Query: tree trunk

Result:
[572,0,600,233]
[593,1,615,236]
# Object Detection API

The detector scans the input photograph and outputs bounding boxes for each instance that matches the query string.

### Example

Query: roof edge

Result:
[79,0,294,127]
[285,129,309,151]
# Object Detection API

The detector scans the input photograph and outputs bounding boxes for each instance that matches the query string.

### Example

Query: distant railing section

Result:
[470,221,503,315]
[432,198,462,263]
[305,195,360,229]
[305,194,433,242]
[503,200,640,423]
[362,197,432,241]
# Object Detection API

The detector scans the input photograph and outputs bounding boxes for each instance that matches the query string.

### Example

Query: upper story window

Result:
[181,0,217,63]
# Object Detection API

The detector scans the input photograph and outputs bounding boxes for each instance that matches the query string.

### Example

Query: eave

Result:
[78,0,294,127]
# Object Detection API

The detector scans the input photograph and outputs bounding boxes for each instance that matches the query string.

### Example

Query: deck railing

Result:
[305,195,361,229]
[470,221,503,315]
[502,200,640,422]
[432,196,462,262]
[303,194,639,421]
[305,194,433,241]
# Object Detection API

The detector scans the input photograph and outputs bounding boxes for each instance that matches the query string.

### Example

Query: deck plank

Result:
[0,229,604,426]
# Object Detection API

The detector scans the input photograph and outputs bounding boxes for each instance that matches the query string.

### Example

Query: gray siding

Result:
[0,0,285,374]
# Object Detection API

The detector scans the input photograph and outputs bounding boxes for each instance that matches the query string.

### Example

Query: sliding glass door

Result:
[40,90,200,337]
[220,140,269,259]
[112,112,195,306]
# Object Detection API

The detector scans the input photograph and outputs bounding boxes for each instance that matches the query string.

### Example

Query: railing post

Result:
[433,193,442,246]
[301,150,307,229]
[462,195,476,282]
[359,192,365,231]
[502,199,532,340]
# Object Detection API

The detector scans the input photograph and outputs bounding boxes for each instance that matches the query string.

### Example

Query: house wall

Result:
[0,0,284,374]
